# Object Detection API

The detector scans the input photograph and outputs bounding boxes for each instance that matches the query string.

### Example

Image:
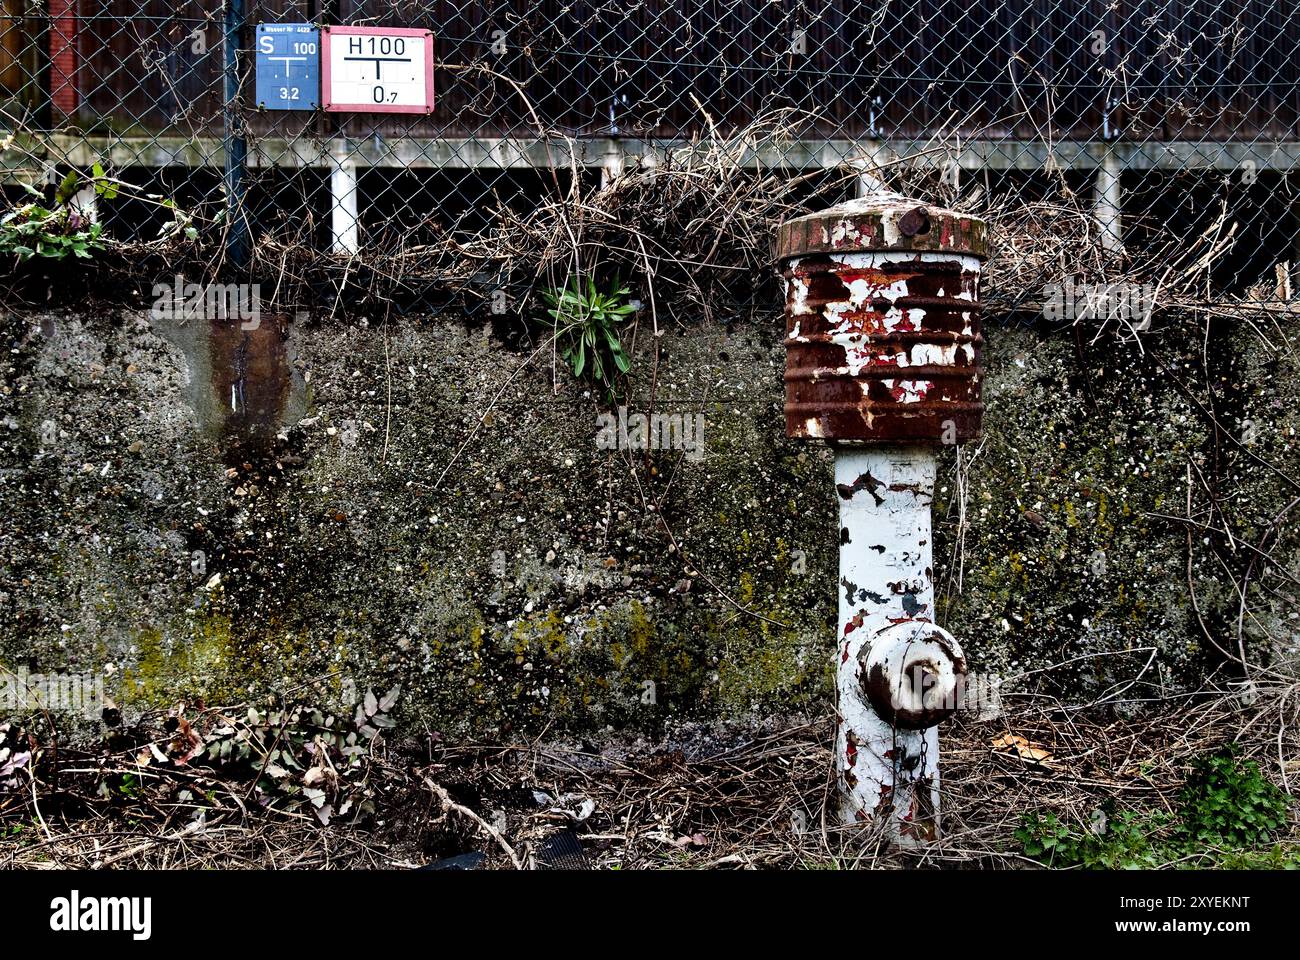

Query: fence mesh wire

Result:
[2,1,1299,318]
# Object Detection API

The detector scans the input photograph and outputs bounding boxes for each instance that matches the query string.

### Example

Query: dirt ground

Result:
[2,675,1297,870]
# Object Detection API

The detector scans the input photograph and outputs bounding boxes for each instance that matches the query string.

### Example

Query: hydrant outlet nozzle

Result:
[860,619,967,731]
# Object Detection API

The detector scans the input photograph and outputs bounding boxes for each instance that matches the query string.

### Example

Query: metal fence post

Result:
[1095,149,1124,255]
[224,0,250,271]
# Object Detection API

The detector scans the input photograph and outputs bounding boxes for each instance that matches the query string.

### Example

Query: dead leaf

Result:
[991,733,1054,764]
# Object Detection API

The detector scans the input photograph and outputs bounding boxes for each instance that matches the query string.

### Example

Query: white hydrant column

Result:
[835,446,962,839]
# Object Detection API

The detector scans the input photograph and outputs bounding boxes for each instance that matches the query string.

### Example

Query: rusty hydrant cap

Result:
[778,192,988,445]
[775,192,988,262]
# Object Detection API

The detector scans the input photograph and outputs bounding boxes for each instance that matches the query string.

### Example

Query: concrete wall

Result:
[1,304,1292,732]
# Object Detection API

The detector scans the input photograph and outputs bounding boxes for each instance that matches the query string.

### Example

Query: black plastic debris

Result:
[418,851,487,871]
[536,829,589,871]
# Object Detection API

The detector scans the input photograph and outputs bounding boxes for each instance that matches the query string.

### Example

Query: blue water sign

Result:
[255,23,320,110]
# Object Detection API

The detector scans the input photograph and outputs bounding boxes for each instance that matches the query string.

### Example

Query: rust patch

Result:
[874,783,895,818]
[782,253,984,444]
[775,196,987,260]
[207,313,292,464]
[836,470,885,504]
[896,205,931,237]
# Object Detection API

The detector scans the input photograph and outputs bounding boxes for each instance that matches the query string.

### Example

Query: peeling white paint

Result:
[805,252,981,376]
[879,379,933,403]
[880,214,901,248]
[909,342,959,366]
[787,276,813,316]
[836,448,944,840]
[827,251,981,272]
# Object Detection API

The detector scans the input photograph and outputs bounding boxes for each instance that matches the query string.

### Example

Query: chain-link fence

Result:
[1,1,1298,317]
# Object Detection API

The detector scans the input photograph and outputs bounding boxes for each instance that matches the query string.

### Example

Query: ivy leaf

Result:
[54,170,80,205]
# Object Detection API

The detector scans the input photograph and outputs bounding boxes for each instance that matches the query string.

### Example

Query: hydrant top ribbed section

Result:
[778,194,988,445]
[775,193,989,261]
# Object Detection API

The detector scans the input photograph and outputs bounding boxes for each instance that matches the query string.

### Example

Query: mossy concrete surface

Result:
[1,306,1294,734]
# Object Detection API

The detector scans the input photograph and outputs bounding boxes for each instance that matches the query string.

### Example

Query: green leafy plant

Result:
[1215,845,1300,869]
[115,772,141,800]
[1015,812,1079,864]
[185,685,401,825]
[1174,748,1289,848]
[0,822,34,848]
[1,162,195,259]
[1017,748,1294,868]
[0,164,120,261]
[540,276,636,397]
[1015,810,1170,869]
[0,197,104,261]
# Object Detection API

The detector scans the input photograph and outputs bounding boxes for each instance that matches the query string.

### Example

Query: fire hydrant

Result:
[777,194,987,841]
